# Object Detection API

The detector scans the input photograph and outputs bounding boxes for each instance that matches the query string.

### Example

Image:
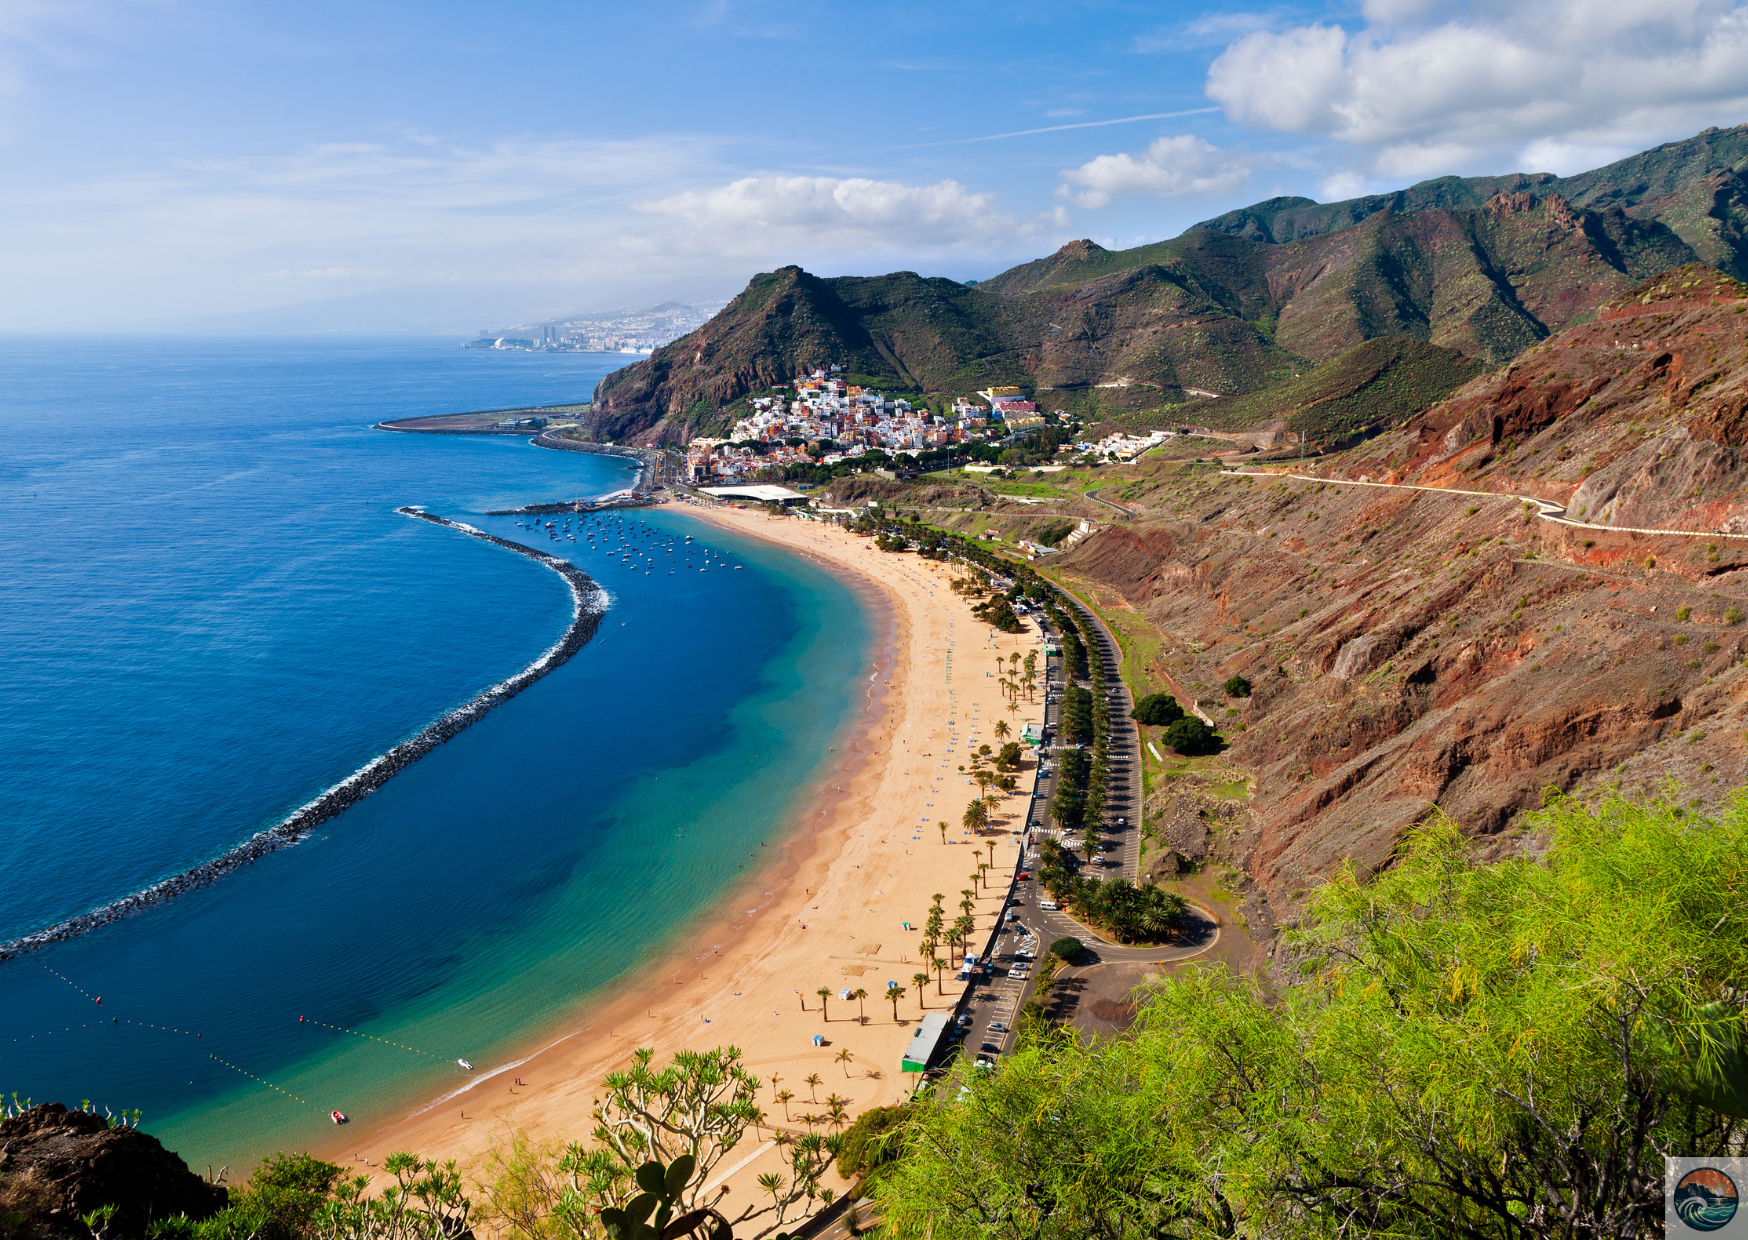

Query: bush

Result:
[1131,693,1185,726]
[1049,937,1084,961]
[1222,674,1253,698]
[1163,717,1219,755]
[836,1104,910,1188]
[1727,606,1744,626]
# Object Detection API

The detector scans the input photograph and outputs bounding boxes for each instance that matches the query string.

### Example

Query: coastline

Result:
[327,507,1046,1214]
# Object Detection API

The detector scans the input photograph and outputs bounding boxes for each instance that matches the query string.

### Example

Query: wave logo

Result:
[1676,1167,1741,1232]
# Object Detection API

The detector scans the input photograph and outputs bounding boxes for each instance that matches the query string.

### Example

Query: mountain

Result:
[1338,264,1748,533]
[588,125,1748,445]
[1197,123,1748,277]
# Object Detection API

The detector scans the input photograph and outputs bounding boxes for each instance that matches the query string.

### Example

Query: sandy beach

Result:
[323,505,1045,1211]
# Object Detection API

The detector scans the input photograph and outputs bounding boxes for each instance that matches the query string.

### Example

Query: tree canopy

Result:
[880,793,1748,1238]
[1130,693,1185,726]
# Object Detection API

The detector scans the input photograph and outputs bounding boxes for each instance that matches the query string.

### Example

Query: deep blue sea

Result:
[0,338,870,1167]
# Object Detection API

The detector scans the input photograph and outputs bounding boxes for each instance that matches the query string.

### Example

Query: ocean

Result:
[0,338,870,1166]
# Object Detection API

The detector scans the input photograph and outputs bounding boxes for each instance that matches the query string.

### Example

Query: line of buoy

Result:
[41,963,101,1005]
[299,1015,435,1058]
[208,1054,312,1108]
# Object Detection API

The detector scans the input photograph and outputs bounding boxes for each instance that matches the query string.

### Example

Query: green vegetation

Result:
[1059,685,1094,745]
[971,595,1023,633]
[835,1105,910,1193]
[1131,693,1184,726]
[1034,839,1186,943]
[1048,748,1090,832]
[1163,716,1218,755]
[881,793,1748,1237]
[1199,336,1483,445]
[1047,936,1083,961]
[1221,673,1252,698]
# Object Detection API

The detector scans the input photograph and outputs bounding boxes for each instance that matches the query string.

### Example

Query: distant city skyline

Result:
[4,0,1747,332]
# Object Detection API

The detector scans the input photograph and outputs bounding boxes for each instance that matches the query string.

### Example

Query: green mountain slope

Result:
[1196,336,1484,445]
[1197,122,1748,277]
[588,126,1746,445]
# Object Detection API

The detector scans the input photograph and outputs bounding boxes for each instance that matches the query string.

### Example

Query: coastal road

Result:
[1060,595,1144,882]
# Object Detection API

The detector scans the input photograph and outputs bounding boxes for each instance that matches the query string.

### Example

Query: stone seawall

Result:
[530,433,658,490]
[0,509,607,964]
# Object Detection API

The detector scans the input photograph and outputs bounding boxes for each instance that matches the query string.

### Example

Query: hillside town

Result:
[681,375,1063,483]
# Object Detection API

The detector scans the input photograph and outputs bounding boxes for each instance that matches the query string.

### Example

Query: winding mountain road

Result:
[1223,469,1748,541]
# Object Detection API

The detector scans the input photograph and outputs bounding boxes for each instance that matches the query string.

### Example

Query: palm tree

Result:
[885,984,905,1022]
[983,790,1001,817]
[816,987,831,1021]
[973,846,984,869]
[1010,652,1021,675]
[836,1048,855,1077]
[777,1089,795,1120]
[758,1172,785,1218]
[979,862,990,889]
[937,820,949,845]
[963,799,988,833]
[994,719,1010,740]
[912,972,930,1011]
[931,955,948,993]
[954,914,975,959]
[826,1094,849,1129]
[960,889,975,916]
[805,1072,822,1102]
[852,987,868,1022]
[769,1070,782,1099]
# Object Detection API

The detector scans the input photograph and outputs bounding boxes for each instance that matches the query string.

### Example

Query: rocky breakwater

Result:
[529,431,660,490]
[0,509,607,964]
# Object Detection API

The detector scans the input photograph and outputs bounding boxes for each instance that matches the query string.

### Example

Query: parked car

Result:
[989,1021,1010,1033]
[1039,900,1059,911]
[956,1013,972,1027]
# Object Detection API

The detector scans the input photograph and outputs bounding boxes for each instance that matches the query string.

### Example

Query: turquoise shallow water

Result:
[0,338,870,1166]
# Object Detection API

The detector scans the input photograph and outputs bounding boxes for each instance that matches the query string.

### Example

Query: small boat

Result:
[331,1111,348,1124]
[458,1059,474,1071]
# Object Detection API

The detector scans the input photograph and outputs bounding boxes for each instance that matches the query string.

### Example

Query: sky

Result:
[5,0,1748,333]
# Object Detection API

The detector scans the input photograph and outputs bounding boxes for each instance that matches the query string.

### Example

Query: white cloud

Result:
[633,174,1049,256]
[1057,134,1255,207]
[0,134,728,328]
[1206,0,1748,177]
[1319,170,1370,201]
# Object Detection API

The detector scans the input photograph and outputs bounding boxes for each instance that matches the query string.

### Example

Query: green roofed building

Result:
[901,1012,950,1074]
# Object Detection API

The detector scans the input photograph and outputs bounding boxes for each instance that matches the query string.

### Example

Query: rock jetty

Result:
[0,508,606,964]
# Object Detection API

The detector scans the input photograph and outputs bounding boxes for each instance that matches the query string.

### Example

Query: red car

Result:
[1016,871,1032,880]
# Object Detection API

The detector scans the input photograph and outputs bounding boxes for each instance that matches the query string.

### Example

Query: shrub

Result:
[1677,606,1693,622]
[1163,717,1219,755]
[1049,936,1084,961]
[836,1104,910,1187]
[1222,674,1252,698]
[1727,606,1745,626]
[1131,693,1185,726]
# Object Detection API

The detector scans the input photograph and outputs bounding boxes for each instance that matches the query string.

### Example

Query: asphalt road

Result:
[952,603,1194,1069]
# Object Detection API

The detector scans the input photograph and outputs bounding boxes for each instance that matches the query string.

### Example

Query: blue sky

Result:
[5,0,1748,331]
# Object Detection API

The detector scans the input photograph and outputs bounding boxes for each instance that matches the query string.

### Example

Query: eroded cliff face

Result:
[1340,265,1748,533]
[1055,448,1748,928]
